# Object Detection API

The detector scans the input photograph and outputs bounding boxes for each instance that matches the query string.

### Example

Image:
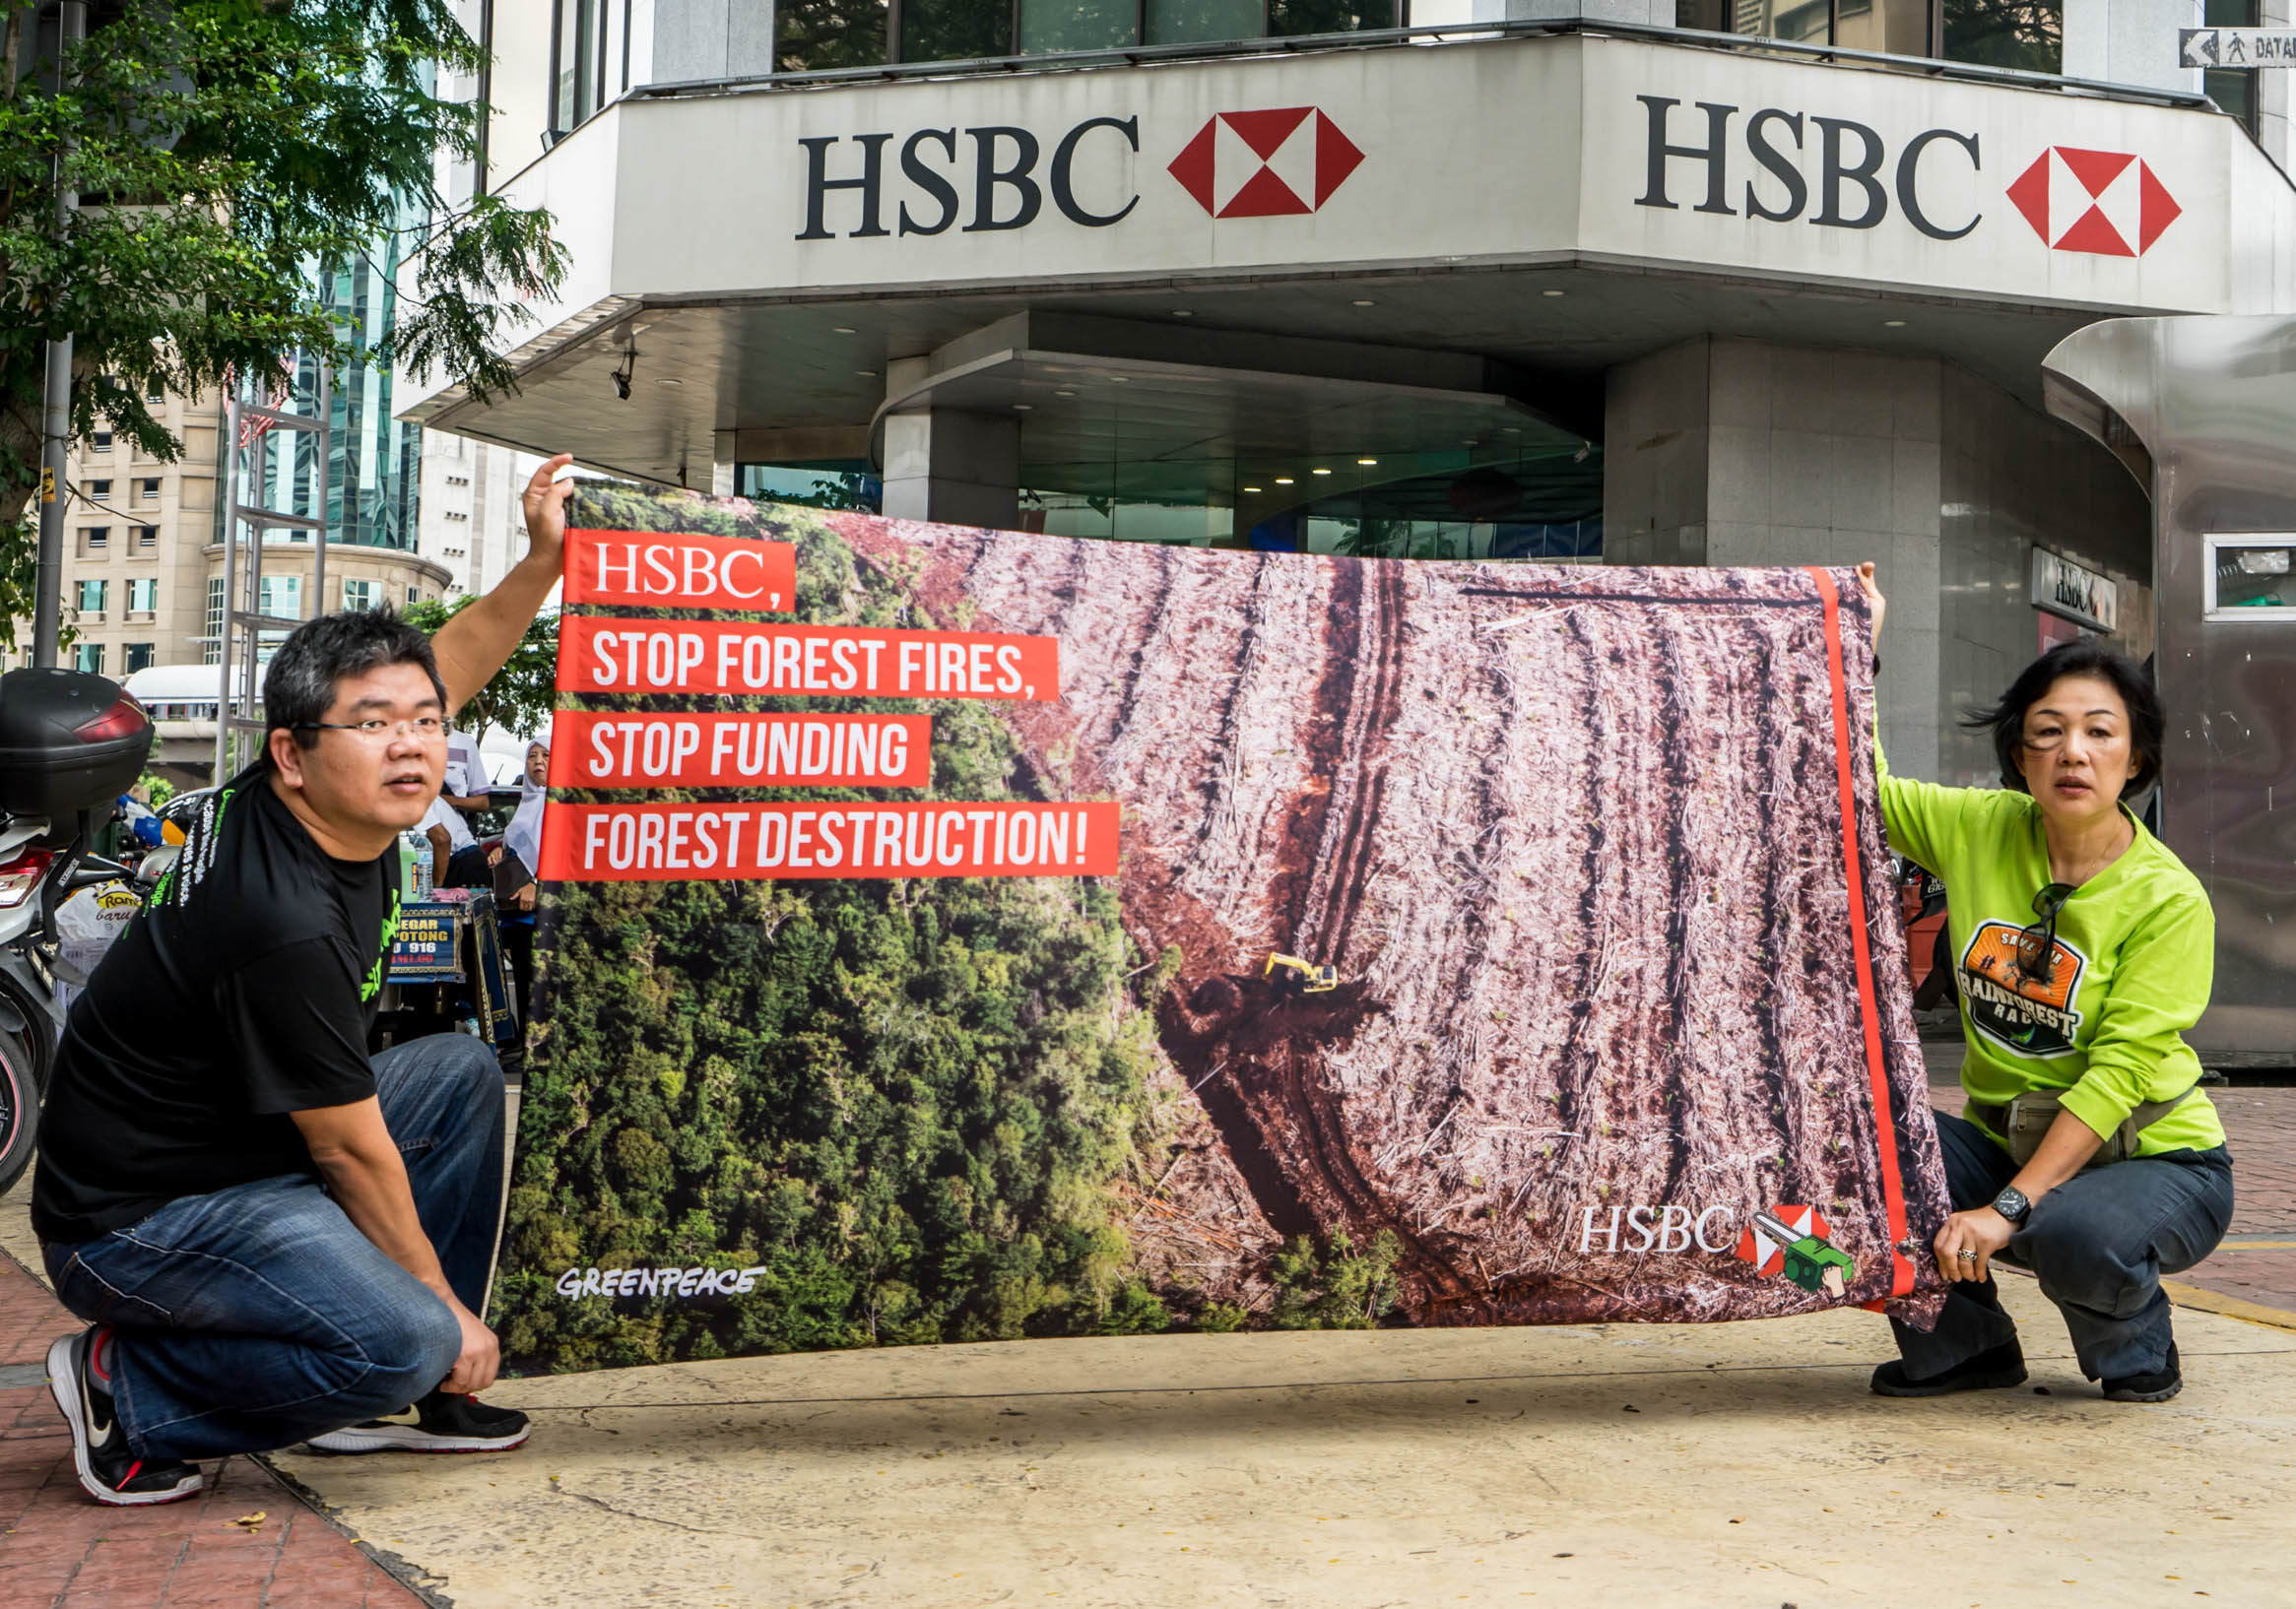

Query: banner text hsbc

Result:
[797,118,1141,239]
[1638,96,1983,240]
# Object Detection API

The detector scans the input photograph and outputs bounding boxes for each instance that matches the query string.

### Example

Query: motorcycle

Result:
[0,669,157,1197]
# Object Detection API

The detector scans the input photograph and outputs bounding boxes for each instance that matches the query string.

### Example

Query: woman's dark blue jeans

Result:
[1892,1112,2234,1382]
[40,1033,506,1462]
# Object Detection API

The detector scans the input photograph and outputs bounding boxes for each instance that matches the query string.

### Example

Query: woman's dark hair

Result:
[262,607,449,770]
[1962,641,2163,798]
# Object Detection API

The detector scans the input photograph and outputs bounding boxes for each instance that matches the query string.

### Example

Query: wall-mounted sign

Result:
[2031,547,2120,633]
[2181,29,2296,67]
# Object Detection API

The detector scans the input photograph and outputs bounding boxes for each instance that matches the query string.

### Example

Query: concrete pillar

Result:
[879,357,1022,530]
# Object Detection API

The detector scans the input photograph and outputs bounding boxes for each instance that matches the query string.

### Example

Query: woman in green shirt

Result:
[1858,565,2232,1404]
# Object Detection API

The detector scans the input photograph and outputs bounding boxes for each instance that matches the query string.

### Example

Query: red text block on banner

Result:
[562,529,796,611]
[558,615,1060,700]
[549,711,932,789]
[539,801,1120,881]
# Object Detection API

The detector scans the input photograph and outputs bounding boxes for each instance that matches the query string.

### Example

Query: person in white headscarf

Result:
[496,740,548,912]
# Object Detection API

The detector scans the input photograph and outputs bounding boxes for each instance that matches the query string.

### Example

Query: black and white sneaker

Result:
[44,1327,204,1507]
[304,1388,531,1454]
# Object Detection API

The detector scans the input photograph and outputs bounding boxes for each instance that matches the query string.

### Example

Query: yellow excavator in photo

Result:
[1264,953,1339,995]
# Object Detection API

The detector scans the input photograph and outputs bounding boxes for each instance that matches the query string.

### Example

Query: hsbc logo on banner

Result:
[1166,107,1365,218]
[2007,147,2182,256]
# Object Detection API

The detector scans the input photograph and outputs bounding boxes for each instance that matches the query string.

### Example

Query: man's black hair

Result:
[1962,640,2163,799]
[262,608,450,769]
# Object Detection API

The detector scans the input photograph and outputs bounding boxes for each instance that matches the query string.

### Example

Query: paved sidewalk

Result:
[0,1083,2290,1609]
[0,1248,428,1609]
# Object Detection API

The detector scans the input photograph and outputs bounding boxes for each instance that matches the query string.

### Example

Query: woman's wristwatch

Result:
[1990,1186,2032,1225]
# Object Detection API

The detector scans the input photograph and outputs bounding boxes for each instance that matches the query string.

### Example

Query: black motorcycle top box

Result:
[0,669,154,818]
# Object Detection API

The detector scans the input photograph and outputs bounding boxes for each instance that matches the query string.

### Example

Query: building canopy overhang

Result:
[403,30,2296,494]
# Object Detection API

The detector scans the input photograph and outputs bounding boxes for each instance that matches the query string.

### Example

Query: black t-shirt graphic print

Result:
[33,770,401,1242]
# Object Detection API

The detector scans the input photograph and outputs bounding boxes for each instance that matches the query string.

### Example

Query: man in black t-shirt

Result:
[33,455,575,1507]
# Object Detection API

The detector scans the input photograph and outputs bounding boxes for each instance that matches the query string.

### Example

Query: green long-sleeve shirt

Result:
[1876,750,2224,1157]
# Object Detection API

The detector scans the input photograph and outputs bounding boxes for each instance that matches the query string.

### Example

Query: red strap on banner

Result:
[1804,566,1914,1300]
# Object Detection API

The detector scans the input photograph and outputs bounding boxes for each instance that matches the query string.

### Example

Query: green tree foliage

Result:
[0,0,564,566]
[404,593,558,743]
[493,494,1182,1370]
[1269,1229,1403,1329]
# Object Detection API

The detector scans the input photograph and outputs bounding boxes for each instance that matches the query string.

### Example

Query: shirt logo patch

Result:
[1958,919,2087,1059]
[363,891,401,1003]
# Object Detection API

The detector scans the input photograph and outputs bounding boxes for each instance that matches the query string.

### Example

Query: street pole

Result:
[32,0,87,671]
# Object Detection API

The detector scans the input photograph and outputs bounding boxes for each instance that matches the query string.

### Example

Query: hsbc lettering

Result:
[797,117,1142,240]
[1636,96,1982,241]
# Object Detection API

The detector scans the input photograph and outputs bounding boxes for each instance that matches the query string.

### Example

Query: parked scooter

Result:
[0,670,156,1195]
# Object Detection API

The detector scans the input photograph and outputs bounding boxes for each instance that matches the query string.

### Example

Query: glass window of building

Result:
[1147,0,1266,43]
[406,584,421,606]
[76,579,106,615]
[778,0,889,71]
[129,577,159,613]
[135,526,158,552]
[89,479,110,502]
[78,527,106,555]
[204,577,225,664]
[259,574,302,620]
[75,644,103,675]
[1019,0,1137,53]
[902,0,1011,60]
[552,0,610,134]
[344,578,377,611]
[1675,0,2058,70]
[92,428,111,451]
[124,643,155,675]
[1267,0,1397,33]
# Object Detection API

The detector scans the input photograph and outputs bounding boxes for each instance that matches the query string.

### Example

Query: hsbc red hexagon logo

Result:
[1168,107,1364,218]
[2007,147,2182,257]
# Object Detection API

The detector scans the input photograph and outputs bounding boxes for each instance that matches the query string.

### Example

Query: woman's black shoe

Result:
[2102,1343,2183,1402]
[1870,1338,2028,1396]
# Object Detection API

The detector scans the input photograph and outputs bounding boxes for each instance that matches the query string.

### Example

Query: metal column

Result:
[212,360,332,778]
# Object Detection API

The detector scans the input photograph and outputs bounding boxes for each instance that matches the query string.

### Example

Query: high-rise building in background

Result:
[418,430,544,597]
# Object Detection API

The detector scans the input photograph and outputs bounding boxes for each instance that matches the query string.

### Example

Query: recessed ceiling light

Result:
[1883,319,1907,328]
[831,325,858,334]
[1109,375,1129,384]
[1274,477,1295,484]
[1054,389,1077,398]
[1014,404,1032,412]
[1351,298,1376,307]
[1463,438,1480,447]
[1243,485,1263,493]
[1356,457,1377,466]
[656,377,684,387]
[1500,426,1522,435]
[855,369,878,378]
[1172,310,1194,317]
[1311,468,1333,476]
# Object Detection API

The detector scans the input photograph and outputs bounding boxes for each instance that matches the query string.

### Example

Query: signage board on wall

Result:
[2031,547,2121,633]
[493,484,1951,1375]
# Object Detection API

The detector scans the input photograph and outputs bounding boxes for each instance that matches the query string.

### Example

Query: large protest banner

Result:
[494,483,1950,1373]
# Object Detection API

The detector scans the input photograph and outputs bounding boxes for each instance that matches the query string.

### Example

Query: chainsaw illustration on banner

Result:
[1738,1206,1858,1298]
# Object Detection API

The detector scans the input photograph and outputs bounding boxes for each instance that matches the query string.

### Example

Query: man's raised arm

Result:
[430,453,573,714]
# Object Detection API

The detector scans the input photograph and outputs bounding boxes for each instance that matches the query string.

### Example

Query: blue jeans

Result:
[1891,1112,2234,1382]
[40,1033,506,1462]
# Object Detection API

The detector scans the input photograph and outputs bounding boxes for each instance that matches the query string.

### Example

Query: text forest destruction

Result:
[499,487,1948,1377]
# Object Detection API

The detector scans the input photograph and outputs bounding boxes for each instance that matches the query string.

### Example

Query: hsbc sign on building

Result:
[406,30,2296,432]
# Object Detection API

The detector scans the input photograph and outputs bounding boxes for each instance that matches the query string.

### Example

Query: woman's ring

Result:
[1956,1249,1977,1261]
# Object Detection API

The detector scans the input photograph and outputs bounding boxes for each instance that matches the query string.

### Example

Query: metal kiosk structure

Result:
[212,360,332,776]
[2045,316,2296,1071]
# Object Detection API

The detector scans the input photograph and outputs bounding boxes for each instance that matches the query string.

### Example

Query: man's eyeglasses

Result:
[295,717,447,741]
[2013,881,2076,983]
